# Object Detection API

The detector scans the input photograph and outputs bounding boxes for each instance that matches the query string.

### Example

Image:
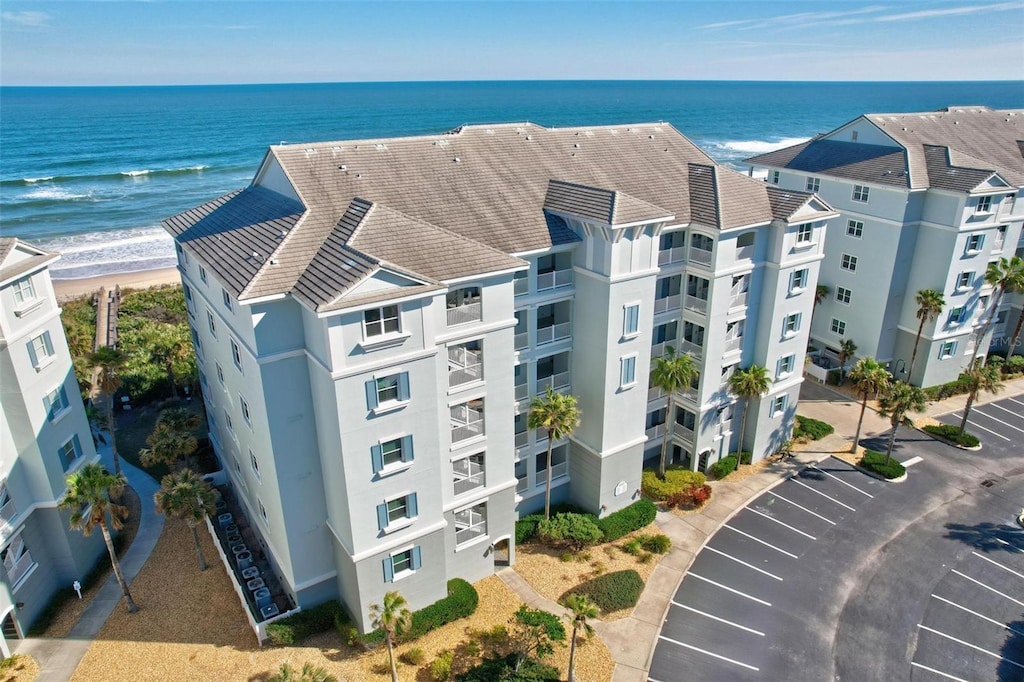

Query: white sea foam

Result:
[718,137,810,154]
[24,176,54,183]
[121,170,152,177]
[20,187,93,201]
[38,226,177,279]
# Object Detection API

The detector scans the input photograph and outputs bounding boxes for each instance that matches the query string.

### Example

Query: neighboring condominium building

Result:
[163,122,834,630]
[747,106,1024,386]
[0,238,104,655]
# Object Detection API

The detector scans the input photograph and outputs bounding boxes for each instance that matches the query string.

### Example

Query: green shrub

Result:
[734,451,753,465]
[266,600,347,646]
[458,654,560,681]
[793,415,835,441]
[641,534,671,554]
[352,579,479,647]
[708,456,737,480]
[923,373,975,400]
[1005,355,1024,374]
[923,424,980,447]
[431,650,454,681]
[561,569,644,613]
[515,514,545,544]
[858,450,907,480]
[400,647,426,665]
[596,499,657,542]
[537,513,604,550]
[641,468,707,500]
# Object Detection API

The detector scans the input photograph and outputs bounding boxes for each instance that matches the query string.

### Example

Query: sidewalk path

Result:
[497,374,1024,681]
[16,437,163,682]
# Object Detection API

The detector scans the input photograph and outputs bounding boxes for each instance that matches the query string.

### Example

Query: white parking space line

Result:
[917,624,1024,670]
[986,401,1024,422]
[768,492,836,525]
[671,601,766,636]
[748,507,818,540]
[995,537,1024,553]
[972,551,1024,581]
[972,407,1024,434]
[808,464,874,498]
[952,569,1024,608]
[910,661,971,682]
[657,635,760,671]
[931,594,1024,637]
[901,456,923,467]
[722,524,800,559]
[949,413,1013,441]
[1007,397,1024,409]
[704,546,784,581]
[788,477,857,511]
[687,572,773,606]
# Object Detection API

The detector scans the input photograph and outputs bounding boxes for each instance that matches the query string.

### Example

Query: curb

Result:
[914,426,982,451]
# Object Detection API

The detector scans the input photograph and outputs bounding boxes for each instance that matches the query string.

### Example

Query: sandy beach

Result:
[53,267,182,301]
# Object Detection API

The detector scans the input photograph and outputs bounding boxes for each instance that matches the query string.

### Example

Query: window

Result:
[216,361,225,385]
[230,339,241,370]
[783,313,801,337]
[796,223,813,244]
[620,355,637,388]
[372,435,414,473]
[207,310,217,337]
[836,287,852,305]
[939,341,957,359]
[176,243,189,266]
[258,499,268,523]
[454,502,487,546]
[948,306,966,325]
[224,409,233,433]
[249,449,261,481]
[737,232,756,249]
[384,546,421,582]
[364,305,400,338]
[367,372,409,411]
[199,265,208,284]
[956,272,973,290]
[27,332,54,368]
[790,269,808,292]
[976,195,992,214]
[183,284,195,316]
[623,304,640,338]
[1,533,34,587]
[851,130,859,141]
[190,328,203,358]
[852,184,870,202]
[771,394,788,417]
[966,234,984,253]
[778,354,796,377]
[240,396,252,425]
[536,444,568,483]
[806,177,820,193]
[12,277,35,304]
[846,220,864,238]
[58,435,82,471]
[840,254,858,272]
[378,493,418,531]
[831,318,847,336]
[769,170,780,184]
[222,289,232,311]
[44,385,70,421]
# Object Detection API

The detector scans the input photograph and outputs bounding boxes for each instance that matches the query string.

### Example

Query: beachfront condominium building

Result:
[0,238,104,655]
[164,122,835,631]
[746,106,1024,387]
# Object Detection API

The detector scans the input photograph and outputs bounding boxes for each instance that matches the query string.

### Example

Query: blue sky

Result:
[2,1,1023,85]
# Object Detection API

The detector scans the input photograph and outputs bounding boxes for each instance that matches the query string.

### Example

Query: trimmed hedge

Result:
[923,373,975,400]
[537,513,603,550]
[266,600,349,646]
[641,468,707,500]
[923,424,980,448]
[515,514,546,544]
[561,569,644,613]
[708,456,737,480]
[858,449,906,480]
[793,415,835,441]
[596,499,657,542]
[354,579,479,646]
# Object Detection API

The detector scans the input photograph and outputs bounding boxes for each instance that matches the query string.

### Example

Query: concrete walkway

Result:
[16,436,163,682]
[497,374,1024,682]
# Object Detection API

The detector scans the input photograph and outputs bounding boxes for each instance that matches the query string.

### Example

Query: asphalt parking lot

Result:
[939,394,1024,461]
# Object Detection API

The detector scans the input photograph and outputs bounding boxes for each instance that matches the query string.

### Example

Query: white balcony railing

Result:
[447,302,482,327]
[539,461,568,485]
[679,339,703,359]
[650,342,674,359]
[690,247,713,266]
[674,422,695,442]
[648,385,665,402]
[453,458,485,496]
[725,336,743,353]
[684,295,708,315]
[537,371,571,394]
[516,475,529,493]
[735,245,755,261]
[729,291,749,309]
[658,246,687,266]
[515,431,529,449]
[536,322,571,346]
[515,332,529,350]
[514,276,529,297]
[645,424,666,441]
[0,499,17,527]
[6,549,33,586]
[451,405,484,443]
[448,347,483,388]
[537,269,573,291]
[515,383,529,402]
[654,295,681,314]
[455,508,487,546]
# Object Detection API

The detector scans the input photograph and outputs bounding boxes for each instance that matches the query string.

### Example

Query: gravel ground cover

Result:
[71,519,613,681]
[0,654,39,682]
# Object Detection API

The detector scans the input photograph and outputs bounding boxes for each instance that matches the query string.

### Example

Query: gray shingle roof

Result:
[0,237,57,283]
[745,138,909,188]
[543,180,673,225]
[922,145,998,192]
[766,187,818,221]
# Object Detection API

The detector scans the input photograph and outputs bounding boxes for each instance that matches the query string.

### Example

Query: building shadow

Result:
[998,615,1024,681]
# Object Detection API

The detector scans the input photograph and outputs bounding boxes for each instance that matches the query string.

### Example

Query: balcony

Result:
[684,295,708,315]
[673,422,695,442]
[645,424,666,441]
[455,505,487,546]
[729,291,749,310]
[725,336,743,353]
[537,269,573,292]
[451,402,485,444]
[679,339,703,359]
[515,382,529,402]
[654,295,681,314]
[690,246,713,266]
[6,548,33,586]
[736,245,755,261]
[448,346,483,388]
[447,302,482,327]
[648,385,665,402]
[537,322,571,346]
[658,246,687,266]
[515,431,529,449]
[650,342,674,359]
[0,498,17,538]
[453,455,485,496]
[537,371,570,394]
[516,474,529,494]
[514,274,529,297]
[540,460,568,484]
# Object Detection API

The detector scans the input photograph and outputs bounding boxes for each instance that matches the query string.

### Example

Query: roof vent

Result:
[453,157,460,163]
[526,135,532,140]
[648,135,654,139]
[304,148,317,156]
[573,143,579,148]
[252,251,261,260]
[331,146,342,154]
[269,258,279,265]
[339,164,347,171]
[883,170,892,175]
[356,173,363,179]
[374,143,387,150]
[279,229,287,238]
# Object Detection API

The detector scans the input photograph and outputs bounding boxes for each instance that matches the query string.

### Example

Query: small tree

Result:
[837,339,858,383]
[908,289,945,381]
[528,387,581,520]
[154,469,216,571]
[847,358,890,454]
[649,347,698,478]
[148,324,193,399]
[88,346,126,476]
[139,408,200,471]
[564,594,599,682]
[369,591,412,682]
[959,364,1004,436]
[728,365,770,468]
[507,605,566,673]
[59,463,138,612]
[877,382,928,465]
[814,284,830,308]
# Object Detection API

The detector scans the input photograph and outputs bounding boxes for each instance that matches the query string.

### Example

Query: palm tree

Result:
[369,591,413,682]
[847,358,890,454]
[154,469,216,570]
[528,387,582,519]
[564,593,599,682]
[728,365,770,467]
[975,256,1024,366]
[999,264,1024,360]
[149,325,193,399]
[814,284,830,308]
[837,338,858,384]
[876,382,928,465]
[649,347,698,478]
[88,346,126,476]
[139,408,200,471]
[59,463,138,613]
[959,363,1004,436]
[908,289,945,381]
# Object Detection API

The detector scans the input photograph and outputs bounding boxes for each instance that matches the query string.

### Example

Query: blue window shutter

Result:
[72,434,81,457]
[371,444,383,473]
[402,435,414,463]
[408,493,418,517]
[411,546,422,570]
[365,379,378,410]
[59,386,68,407]
[398,372,410,401]
[383,556,394,582]
[43,332,53,355]
[377,503,388,531]
[43,392,52,419]
[26,340,37,366]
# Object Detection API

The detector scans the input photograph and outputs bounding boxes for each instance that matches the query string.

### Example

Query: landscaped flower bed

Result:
[858,449,906,480]
[922,424,980,448]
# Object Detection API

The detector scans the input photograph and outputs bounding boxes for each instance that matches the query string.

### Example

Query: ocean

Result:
[2,80,1022,280]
